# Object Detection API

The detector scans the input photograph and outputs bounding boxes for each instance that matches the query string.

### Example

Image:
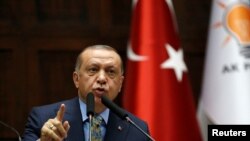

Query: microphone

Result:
[101,95,128,119]
[0,120,22,141]
[101,96,155,141]
[86,92,95,117]
[86,92,95,141]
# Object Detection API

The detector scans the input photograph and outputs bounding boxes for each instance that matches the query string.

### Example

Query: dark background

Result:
[0,0,211,140]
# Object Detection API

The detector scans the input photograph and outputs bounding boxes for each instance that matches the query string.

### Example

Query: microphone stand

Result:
[0,120,22,141]
[125,117,155,141]
[86,92,95,141]
[88,115,93,141]
[101,95,155,141]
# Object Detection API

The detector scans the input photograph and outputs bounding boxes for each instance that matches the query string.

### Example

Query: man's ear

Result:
[73,72,79,88]
[119,75,124,92]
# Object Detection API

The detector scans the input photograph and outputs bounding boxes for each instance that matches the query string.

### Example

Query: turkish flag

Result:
[122,0,202,140]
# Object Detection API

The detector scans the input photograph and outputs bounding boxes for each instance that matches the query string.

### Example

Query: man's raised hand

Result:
[40,104,70,141]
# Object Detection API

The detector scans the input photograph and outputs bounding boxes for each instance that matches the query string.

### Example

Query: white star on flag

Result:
[161,44,188,82]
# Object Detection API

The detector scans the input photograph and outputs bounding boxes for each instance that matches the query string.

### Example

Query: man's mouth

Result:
[93,88,106,97]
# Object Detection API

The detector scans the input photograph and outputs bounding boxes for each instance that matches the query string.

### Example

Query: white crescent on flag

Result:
[127,43,148,61]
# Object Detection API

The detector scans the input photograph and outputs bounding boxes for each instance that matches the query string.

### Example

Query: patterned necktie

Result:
[91,115,103,141]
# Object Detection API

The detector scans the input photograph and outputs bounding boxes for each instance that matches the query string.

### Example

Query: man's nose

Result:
[97,70,107,84]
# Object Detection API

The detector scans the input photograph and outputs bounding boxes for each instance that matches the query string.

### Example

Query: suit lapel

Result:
[104,112,130,141]
[63,98,85,141]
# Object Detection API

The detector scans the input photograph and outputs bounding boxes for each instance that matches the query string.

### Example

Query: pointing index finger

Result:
[56,104,65,121]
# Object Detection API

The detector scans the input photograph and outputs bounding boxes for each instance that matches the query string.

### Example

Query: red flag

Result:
[123,0,202,140]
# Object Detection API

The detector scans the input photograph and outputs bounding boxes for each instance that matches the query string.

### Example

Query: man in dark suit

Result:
[22,45,150,141]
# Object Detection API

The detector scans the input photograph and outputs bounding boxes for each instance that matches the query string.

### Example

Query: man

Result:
[22,45,150,141]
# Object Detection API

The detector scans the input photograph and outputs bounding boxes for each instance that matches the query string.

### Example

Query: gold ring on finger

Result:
[49,124,55,130]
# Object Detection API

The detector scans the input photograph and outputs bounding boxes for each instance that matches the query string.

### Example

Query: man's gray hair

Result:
[74,45,124,74]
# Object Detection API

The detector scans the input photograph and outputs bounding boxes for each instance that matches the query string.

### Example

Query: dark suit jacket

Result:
[22,97,150,141]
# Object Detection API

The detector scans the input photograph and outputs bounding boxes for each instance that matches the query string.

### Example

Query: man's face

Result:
[73,48,124,113]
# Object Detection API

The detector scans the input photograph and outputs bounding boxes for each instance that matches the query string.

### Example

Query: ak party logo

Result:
[214,0,250,58]
[221,1,250,58]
